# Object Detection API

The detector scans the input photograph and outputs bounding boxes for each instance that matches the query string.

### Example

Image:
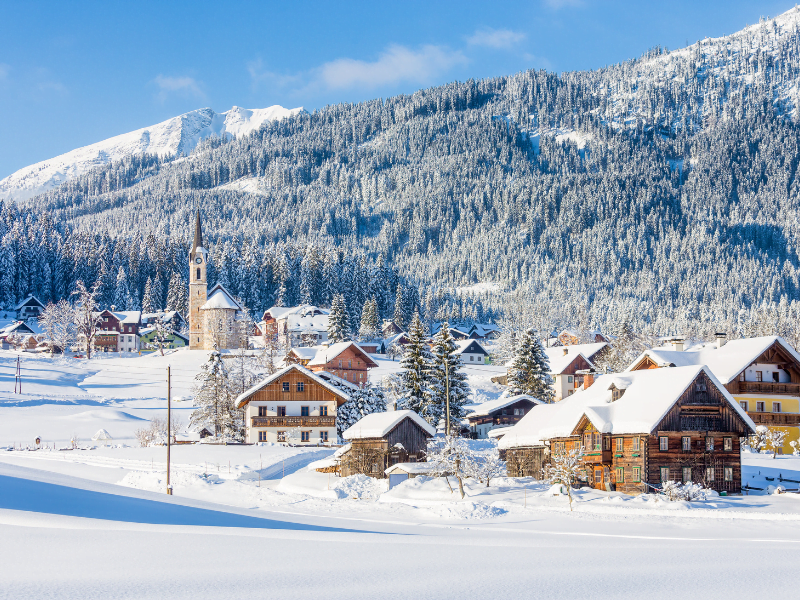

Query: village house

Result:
[626,335,800,454]
[236,364,353,444]
[306,341,378,385]
[260,305,330,349]
[14,296,44,322]
[381,320,403,338]
[339,410,436,478]
[544,342,607,400]
[454,339,491,365]
[466,394,542,439]
[499,365,755,494]
[139,327,189,352]
[141,310,186,332]
[93,310,142,352]
[557,329,610,346]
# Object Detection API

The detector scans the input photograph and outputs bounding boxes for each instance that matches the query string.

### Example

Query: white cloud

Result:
[317,44,467,90]
[544,0,584,8]
[153,75,204,102]
[247,58,304,90]
[467,28,526,49]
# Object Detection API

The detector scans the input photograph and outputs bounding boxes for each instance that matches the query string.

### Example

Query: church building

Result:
[188,212,246,350]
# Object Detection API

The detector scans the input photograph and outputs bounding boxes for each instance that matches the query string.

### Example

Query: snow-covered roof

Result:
[454,339,489,355]
[0,321,36,335]
[343,410,436,440]
[467,394,542,419]
[487,426,512,439]
[625,336,800,384]
[14,296,44,310]
[385,462,435,475]
[263,305,330,333]
[544,342,607,374]
[200,284,241,310]
[235,364,352,408]
[333,443,352,458]
[287,347,319,361]
[91,428,113,441]
[115,311,141,324]
[308,342,378,368]
[384,332,408,346]
[499,365,756,449]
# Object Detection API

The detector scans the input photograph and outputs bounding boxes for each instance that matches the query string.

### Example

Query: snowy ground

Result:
[1,348,800,597]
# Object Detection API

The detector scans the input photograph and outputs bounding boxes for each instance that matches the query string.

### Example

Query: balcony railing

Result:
[735,381,800,395]
[251,416,336,428]
[749,412,800,426]
[581,450,613,463]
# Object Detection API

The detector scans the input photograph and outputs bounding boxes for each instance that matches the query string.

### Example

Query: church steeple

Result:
[191,210,203,256]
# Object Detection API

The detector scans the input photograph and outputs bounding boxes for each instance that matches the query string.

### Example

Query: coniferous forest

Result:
[5,15,800,338]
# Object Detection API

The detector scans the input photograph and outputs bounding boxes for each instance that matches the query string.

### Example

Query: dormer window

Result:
[610,385,626,402]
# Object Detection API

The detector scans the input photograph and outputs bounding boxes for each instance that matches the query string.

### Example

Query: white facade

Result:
[243,399,338,444]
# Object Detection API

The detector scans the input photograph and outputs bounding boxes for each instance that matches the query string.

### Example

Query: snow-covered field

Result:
[1,348,799,598]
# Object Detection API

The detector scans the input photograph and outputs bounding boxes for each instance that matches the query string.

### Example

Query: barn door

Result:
[389,473,409,489]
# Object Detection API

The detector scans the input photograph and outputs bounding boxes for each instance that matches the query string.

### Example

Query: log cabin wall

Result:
[385,418,431,455]
[241,371,340,407]
[341,417,433,477]
[505,447,548,477]
[645,434,742,493]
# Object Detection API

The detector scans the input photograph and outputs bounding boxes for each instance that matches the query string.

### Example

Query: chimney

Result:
[563,348,569,356]
[110,305,116,312]
[670,337,684,352]
[576,369,595,390]
[715,332,727,349]
[387,399,397,412]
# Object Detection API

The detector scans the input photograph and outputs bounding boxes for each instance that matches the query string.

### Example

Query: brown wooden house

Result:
[466,394,542,439]
[340,410,437,478]
[307,341,378,386]
[235,364,354,444]
[500,365,755,494]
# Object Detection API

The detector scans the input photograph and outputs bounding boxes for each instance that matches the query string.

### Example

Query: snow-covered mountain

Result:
[0,105,303,202]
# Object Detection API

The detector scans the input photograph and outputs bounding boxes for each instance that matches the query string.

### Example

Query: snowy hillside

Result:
[0,105,303,202]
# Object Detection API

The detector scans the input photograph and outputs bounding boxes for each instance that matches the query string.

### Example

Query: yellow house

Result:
[627,335,800,454]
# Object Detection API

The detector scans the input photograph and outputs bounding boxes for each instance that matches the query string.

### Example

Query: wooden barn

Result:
[499,365,756,494]
[466,394,542,439]
[340,410,436,478]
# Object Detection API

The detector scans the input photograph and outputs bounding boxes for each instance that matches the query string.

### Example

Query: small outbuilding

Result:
[385,462,436,488]
[340,410,436,478]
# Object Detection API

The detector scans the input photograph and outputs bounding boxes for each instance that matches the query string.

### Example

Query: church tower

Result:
[188,211,208,350]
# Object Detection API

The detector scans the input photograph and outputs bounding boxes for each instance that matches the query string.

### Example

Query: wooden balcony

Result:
[581,450,613,464]
[733,381,800,395]
[749,412,800,426]
[251,416,336,428]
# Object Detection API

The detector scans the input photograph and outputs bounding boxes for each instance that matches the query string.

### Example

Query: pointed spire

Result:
[191,210,203,256]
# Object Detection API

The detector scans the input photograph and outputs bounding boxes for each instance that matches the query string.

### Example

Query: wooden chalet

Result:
[14,296,44,321]
[340,410,436,478]
[499,366,755,494]
[466,394,541,439]
[626,335,800,454]
[557,329,610,347]
[236,364,353,444]
[307,341,378,385]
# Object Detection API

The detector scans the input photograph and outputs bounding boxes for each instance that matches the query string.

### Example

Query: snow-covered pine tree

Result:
[507,329,554,402]
[71,280,102,359]
[428,322,471,433]
[393,286,406,330]
[397,311,435,422]
[358,297,380,341]
[336,381,387,439]
[190,350,242,441]
[142,277,156,314]
[327,293,351,343]
[113,267,130,311]
[165,271,187,316]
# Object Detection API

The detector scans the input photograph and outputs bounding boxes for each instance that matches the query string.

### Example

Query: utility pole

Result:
[14,356,21,394]
[445,353,450,436]
[167,365,172,495]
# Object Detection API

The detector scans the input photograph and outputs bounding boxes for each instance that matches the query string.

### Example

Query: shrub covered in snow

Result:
[659,481,716,502]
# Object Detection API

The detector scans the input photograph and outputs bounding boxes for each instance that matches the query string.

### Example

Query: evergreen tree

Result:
[397,312,435,422]
[428,322,471,432]
[393,286,406,330]
[166,271,187,316]
[190,350,242,440]
[336,381,387,439]
[507,329,554,402]
[142,276,156,314]
[113,267,130,311]
[358,297,380,341]
[327,293,351,343]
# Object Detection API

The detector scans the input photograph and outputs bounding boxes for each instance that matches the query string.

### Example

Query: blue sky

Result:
[0,0,793,178]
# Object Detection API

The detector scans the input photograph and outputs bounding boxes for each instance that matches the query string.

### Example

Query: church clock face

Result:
[195,257,202,264]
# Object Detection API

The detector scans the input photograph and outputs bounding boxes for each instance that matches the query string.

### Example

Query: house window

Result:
[258,406,267,417]
[348,360,352,368]
[282,382,290,392]
[706,467,715,482]
[660,467,670,482]
[773,372,780,383]
[724,437,732,451]
[277,431,286,442]
[470,356,474,361]
[301,406,309,417]
[277,406,286,417]
[706,437,714,451]
[615,438,623,452]
[756,402,765,412]
[756,371,763,382]
[196,268,201,279]
[343,373,348,381]
[301,431,310,442]
[258,431,267,442]
[633,437,640,452]
[682,436,691,451]
[568,375,573,383]
[724,467,733,482]
[603,437,610,451]
[616,467,624,483]
[682,467,692,483]
[594,469,603,484]
[773,402,782,413]
[593,433,601,450]
[740,401,748,411]
[320,405,328,416]
[320,431,328,442]
[738,372,745,382]
[632,467,641,482]
[659,436,669,451]
[297,381,305,392]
